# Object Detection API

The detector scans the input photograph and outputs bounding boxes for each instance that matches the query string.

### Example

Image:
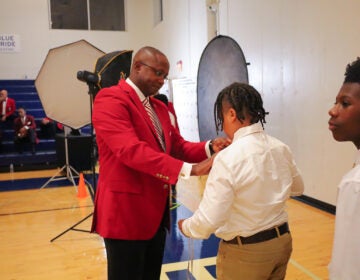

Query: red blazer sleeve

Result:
[93,82,207,186]
[5,98,16,117]
[26,115,36,129]
[14,118,22,133]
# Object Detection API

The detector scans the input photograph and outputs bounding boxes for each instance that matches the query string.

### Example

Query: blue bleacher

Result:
[0,80,92,172]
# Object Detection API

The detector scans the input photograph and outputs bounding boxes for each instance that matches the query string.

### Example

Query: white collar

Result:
[233,123,264,141]
[126,78,146,102]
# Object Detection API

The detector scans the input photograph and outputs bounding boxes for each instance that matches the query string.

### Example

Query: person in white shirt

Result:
[178,82,304,280]
[328,57,360,279]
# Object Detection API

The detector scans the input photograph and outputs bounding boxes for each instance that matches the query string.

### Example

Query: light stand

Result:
[40,127,82,189]
[49,81,98,243]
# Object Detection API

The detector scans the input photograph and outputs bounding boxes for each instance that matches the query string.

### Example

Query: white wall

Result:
[0,0,208,80]
[1,0,359,205]
[0,0,137,78]
[219,0,360,205]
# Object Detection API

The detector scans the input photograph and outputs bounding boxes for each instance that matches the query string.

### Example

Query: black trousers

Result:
[104,225,167,280]
[14,128,36,153]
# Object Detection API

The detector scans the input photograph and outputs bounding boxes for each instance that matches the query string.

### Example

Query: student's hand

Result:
[178,219,189,237]
[210,137,231,153]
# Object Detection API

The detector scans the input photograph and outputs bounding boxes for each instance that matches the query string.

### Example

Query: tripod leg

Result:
[50,212,94,242]
[40,165,66,189]
[65,165,79,187]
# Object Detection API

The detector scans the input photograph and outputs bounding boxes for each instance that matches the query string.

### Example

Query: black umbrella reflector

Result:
[197,35,249,141]
[96,50,133,89]
[77,50,133,96]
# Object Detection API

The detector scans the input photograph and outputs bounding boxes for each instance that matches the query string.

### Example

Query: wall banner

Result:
[0,34,21,53]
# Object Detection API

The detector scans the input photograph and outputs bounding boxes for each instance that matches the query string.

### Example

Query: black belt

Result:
[224,222,290,245]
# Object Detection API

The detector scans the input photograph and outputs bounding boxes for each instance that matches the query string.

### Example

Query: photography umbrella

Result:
[96,50,133,89]
[35,39,105,130]
[197,35,249,141]
[76,50,133,97]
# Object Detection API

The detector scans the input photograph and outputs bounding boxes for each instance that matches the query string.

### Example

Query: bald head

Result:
[129,46,169,97]
[132,47,168,68]
[0,89,8,100]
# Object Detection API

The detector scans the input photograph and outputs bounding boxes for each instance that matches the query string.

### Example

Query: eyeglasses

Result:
[139,62,168,80]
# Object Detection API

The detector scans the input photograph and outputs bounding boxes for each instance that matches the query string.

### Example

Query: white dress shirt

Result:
[1,98,7,115]
[329,149,360,279]
[182,123,304,240]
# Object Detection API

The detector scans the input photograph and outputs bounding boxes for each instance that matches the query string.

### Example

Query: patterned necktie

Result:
[143,98,166,151]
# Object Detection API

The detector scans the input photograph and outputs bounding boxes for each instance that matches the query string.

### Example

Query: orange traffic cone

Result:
[77,173,88,198]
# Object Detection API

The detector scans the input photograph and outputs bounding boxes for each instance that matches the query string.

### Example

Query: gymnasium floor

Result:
[0,169,334,279]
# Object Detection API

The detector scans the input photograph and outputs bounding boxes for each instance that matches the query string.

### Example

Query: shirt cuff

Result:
[179,162,192,179]
[205,140,212,158]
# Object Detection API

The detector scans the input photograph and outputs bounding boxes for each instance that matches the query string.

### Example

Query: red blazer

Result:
[91,79,208,240]
[1,97,16,118]
[14,114,36,134]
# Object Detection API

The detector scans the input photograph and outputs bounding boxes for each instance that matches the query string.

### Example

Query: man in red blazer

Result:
[91,46,230,280]
[14,107,37,154]
[0,89,16,122]
[0,89,17,151]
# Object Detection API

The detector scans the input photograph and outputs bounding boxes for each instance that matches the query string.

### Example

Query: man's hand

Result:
[18,127,28,138]
[190,155,216,176]
[210,137,231,153]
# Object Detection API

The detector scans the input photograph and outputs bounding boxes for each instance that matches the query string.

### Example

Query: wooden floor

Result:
[0,170,334,280]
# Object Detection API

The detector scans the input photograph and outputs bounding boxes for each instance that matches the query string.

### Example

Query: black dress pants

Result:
[104,225,167,280]
[14,128,36,153]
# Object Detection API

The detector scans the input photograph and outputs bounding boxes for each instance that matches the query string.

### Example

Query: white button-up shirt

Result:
[182,123,304,241]
[329,149,360,279]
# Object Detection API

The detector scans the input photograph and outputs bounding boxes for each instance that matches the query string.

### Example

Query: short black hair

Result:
[214,82,269,134]
[153,93,169,105]
[344,57,360,84]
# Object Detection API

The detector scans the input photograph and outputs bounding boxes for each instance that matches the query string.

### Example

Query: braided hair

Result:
[344,57,360,84]
[214,82,269,134]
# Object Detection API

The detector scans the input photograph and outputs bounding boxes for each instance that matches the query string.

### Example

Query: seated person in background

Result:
[14,107,38,154]
[39,117,63,138]
[0,89,17,151]
[0,89,17,123]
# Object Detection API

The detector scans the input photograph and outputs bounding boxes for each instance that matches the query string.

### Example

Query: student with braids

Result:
[328,57,360,279]
[178,82,304,280]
